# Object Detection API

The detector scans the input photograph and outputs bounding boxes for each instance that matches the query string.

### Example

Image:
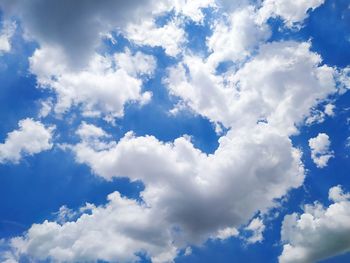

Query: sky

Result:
[0,0,350,263]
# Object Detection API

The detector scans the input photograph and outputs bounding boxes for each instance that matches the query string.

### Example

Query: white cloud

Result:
[126,18,186,57]
[0,0,167,67]
[176,0,215,23]
[305,104,335,125]
[308,133,334,168]
[166,41,336,135]
[206,5,271,69]
[279,185,350,263]
[258,0,325,28]
[215,227,239,240]
[30,47,154,119]
[114,49,157,77]
[244,217,265,244]
[0,118,54,164]
[10,120,304,262]
[38,99,53,118]
[324,103,335,117]
[10,192,178,263]
[76,122,110,141]
[216,0,251,12]
[0,21,15,53]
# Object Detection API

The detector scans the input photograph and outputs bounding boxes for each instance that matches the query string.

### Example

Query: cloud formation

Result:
[308,133,334,168]
[0,20,15,53]
[0,118,54,164]
[280,185,350,263]
[3,1,349,263]
[0,0,164,67]
[166,41,336,134]
[8,122,304,262]
[30,48,154,119]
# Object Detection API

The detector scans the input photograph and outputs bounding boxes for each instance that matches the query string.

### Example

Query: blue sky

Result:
[0,0,350,263]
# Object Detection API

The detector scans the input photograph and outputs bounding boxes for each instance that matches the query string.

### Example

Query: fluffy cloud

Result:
[308,133,334,168]
[244,218,265,244]
[0,20,15,53]
[0,0,166,67]
[30,47,154,119]
[0,1,344,262]
[0,118,54,164]
[206,5,271,68]
[166,41,336,134]
[279,185,350,263]
[171,0,215,23]
[12,40,335,263]
[258,0,325,28]
[7,120,305,262]
[305,103,336,125]
[125,19,186,57]
[10,192,178,263]
[0,0,213,64]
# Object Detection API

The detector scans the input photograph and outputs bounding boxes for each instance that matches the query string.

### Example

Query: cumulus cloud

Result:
[0,0,166,67]
[258,0,325,28]
[8,121,305,262]
[10,192,178,263]
[166,41,336,134]
[0,0,213,64]
[0,20,15,53]
[0,118,54,164]
[30,47,154,119]
[14,40,337,263]
[0,1,344,262]
[206,5,271,68]
[125,18,186,57]
[308,133,334,168]
[171,0,215,23]
[279,185,350,263]
[305,104,336,125]
[244,218,265,244]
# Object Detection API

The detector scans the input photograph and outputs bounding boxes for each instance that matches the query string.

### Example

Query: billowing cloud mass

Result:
[258,0,325,27]
[125,19,186,57]
[0,0,165,67]
[244,218,266,244]
[279,186,350,263]
[7,122,305,262]
[30,47,154,119]
[2,0,349,263]
[166,41,336,134]
[0,118,54,164]
[308,133,334,168]
[206,5,271,68]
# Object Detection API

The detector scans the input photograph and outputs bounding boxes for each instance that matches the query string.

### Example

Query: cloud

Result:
[9,119,304,262]
[308,133,334,168]
[0,118,54,164]
[0,1,345,262]
[15,41,337,263]
[279,185,350,263]
[125,18,186,57]
[171,0,215,23]
[305,104,336,126]
[29,47,154,119]
[0,0,165,67]
[258,0,325,28]
[10,192,178,263]
[244,217,265,244]
[206,5,271,68]
[0,20,15,53]
[0,0,214,65]
[166,41,336,135]
[215,227,239,240]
